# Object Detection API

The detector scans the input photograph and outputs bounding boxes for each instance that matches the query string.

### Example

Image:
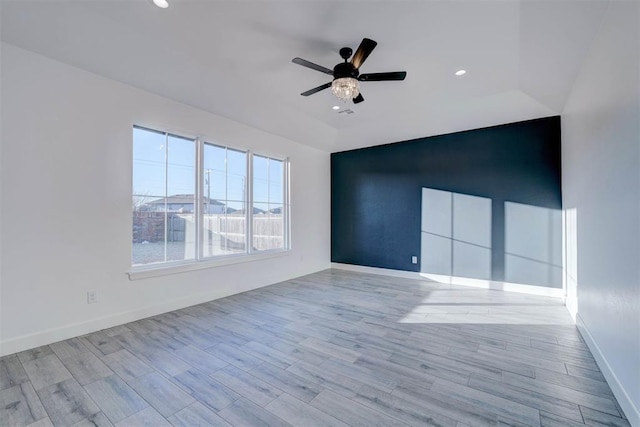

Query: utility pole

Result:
[205,169,212,214]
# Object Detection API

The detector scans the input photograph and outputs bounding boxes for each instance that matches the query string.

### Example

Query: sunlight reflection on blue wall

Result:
[421,188,492,280]
[505,202,562,288]
[420,188,563,289]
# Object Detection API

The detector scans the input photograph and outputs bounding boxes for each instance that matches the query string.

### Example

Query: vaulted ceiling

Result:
[0,1,608,152]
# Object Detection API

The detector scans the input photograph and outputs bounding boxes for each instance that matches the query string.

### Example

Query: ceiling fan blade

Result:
[353,93,364,104]
[292,57,333,75]
[351,38,377,69]
[301,82,332,96]
[359,71,407,81]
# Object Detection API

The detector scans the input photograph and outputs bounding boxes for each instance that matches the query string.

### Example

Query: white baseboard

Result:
[0,266,320,357]
[331,263,565,299]
[331,263,430,280]
[576,314,640,426]
[0,287,236,357]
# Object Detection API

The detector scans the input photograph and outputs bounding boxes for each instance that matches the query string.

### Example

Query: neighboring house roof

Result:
[146,194,224,206]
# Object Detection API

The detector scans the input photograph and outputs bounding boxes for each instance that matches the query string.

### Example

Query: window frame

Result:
[250,152,291,253]
[129,125,291,280]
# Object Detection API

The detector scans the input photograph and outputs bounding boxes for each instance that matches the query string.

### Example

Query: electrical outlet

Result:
[87,291,98,304]
[411,256,418,264]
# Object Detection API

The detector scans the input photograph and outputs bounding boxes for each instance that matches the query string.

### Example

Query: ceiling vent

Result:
[338,108,356,115]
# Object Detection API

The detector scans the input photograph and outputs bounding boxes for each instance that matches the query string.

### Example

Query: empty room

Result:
[1,1,638,426]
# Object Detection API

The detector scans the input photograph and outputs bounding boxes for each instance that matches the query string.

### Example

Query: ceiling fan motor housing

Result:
[333,62,359,80]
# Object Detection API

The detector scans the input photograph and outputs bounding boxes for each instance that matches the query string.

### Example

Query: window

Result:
[202,144,247,257]
[132,126,289,268]
[253,155,286,251]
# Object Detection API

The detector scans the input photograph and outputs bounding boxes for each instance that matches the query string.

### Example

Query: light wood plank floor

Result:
[0,269,630,427]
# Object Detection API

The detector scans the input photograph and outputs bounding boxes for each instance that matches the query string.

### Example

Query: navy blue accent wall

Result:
[331,116,562,278]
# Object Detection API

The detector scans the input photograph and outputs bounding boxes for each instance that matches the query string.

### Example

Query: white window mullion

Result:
[246,151,253,254]
[285,157,291,250]
[224,148,228,253]
[195,138,203,260]
[164,132,169,263]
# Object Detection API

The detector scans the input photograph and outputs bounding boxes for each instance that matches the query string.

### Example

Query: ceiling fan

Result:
[292,38,407,104]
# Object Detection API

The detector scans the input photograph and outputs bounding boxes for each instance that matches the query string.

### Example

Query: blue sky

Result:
[133,127,283,210]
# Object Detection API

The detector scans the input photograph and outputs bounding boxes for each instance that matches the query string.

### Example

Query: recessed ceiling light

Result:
[455,69,466,76]
[153,0,169,8]
[332,105,340,110]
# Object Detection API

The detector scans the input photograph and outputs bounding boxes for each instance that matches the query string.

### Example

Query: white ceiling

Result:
[0,0,608,152]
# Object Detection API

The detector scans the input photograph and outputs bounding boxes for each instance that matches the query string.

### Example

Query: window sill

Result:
[127,250,291,281]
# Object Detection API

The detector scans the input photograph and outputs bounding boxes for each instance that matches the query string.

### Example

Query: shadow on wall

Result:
[420,187,563,289]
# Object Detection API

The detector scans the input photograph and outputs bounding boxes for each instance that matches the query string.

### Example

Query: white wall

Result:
[0,43,331,356]
[562,1,640,423]
[0,9,4,358]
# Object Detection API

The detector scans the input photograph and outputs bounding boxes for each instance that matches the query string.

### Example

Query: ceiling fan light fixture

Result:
[331,77,360,102]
